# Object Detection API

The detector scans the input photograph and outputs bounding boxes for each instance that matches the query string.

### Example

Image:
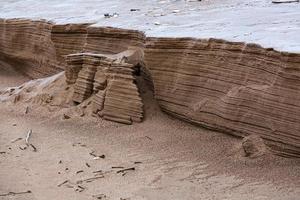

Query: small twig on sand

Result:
[76,170,84,174]
[89,151,105,159]
[11,137,22,143]
[116,167,135,174]
[24,130,37,152]
[25,130,32,145]
[25,106,29,114]
[76,176,104,184]
[92,194,107,199]
[19,146,27,150]
[0,151,6,154]
[134,161,142,164]
[57,180,69,187]
[75,185,85,192]
[145,136,152,140]
[89,151,97,157]
[272,0,299,3]
[85,162,90,167]
[92,170,103,173]
[29,144,37,152]
[0,190,31,196]
[111,166,124,169]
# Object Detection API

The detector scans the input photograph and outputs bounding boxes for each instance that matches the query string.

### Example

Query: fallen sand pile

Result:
[0,72,73,113]
[0,71,101,122]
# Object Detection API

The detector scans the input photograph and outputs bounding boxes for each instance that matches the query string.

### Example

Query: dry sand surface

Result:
[0,64,300,199]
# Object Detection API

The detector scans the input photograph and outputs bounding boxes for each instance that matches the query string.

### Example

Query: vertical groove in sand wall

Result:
[0,18,299,157]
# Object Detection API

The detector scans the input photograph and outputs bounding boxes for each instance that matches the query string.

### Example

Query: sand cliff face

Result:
[0,19,60,78]
[144,38,300,157]
[0,19,145,78]
[0,19,300,157]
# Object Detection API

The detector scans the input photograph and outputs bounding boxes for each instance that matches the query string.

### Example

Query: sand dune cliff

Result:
[0,18,299,157]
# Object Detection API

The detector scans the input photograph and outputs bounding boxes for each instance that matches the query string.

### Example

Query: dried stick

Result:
[25,129,32,145]
[116,167,135,174]
[11,137,22,143]
[76,176,104,184]
[57,180,69,187]
[0,190,31,196]
[30,144,37,152]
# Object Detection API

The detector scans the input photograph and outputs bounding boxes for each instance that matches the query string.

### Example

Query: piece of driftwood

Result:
[57,180,69,187]
[25,106,29,114]
[272,0,299,3]
[0,190,31,196]
[92,170,103,173]
[116,167,135,174]
[25,129,32,145]
[111,166,124,169]
[76,176,104,184]
[90,151,105,159]
[145,136,152,140]
[30,144,37,152]
[11,137,22,143]
[75,185,85,192]
[92,194,107,199]
[24,130,37,152]
[89,151,97,157]
[19,146,27,150]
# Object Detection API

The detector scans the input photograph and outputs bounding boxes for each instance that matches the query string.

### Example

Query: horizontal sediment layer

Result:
[0,18,299,157]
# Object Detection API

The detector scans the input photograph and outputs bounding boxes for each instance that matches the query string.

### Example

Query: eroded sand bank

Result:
[0,64,299,200]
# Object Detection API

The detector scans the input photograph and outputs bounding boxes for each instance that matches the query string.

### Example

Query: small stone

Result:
[99,154,105,159]
[130,8,140,12]
[242,135,266,158]
[63,114,71,119]
[113,13,119,18]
